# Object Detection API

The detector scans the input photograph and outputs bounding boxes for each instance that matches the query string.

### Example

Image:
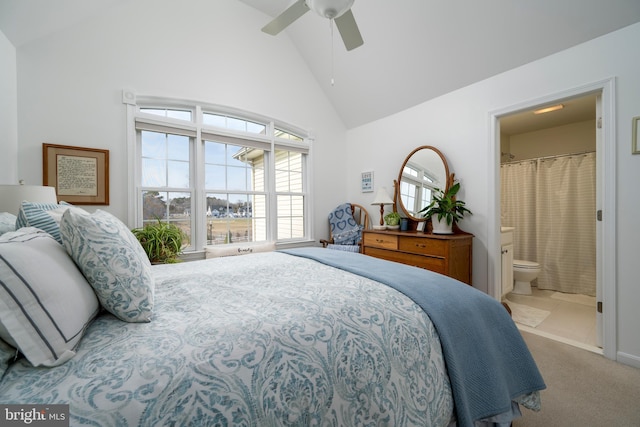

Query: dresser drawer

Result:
[398,236,446,257]
[402,252,446,274]
[363,247,406,265]
[361,229,473,285]
[364,247,446,275]
[363,233,398,250]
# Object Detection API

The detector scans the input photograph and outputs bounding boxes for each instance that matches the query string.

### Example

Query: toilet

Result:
[512,260,541,295]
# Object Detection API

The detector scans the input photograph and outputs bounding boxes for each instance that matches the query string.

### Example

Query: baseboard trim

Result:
[616,352,640,369]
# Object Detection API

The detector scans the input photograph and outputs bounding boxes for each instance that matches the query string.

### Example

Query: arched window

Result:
[125,96,312,253]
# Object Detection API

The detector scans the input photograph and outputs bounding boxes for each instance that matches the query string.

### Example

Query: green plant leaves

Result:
[384,211,401,225]
[132,219,187,264]
[417,181,472,225]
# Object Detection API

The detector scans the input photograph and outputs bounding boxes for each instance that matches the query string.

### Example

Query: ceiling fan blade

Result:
[334,9,363,51]
[261,0,310,35]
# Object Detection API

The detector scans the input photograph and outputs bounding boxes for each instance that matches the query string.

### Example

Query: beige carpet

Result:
[550,291,596,307]
[514,331,640,426]
[508,301,551,328]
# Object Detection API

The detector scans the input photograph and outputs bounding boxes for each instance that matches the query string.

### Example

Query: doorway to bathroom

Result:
[490,79,617,359]
[500,101,597,350]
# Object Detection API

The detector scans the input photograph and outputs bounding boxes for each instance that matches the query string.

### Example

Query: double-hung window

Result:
[128,98,311,253]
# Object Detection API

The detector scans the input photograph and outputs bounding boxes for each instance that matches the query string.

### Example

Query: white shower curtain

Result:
[501,152,596,296]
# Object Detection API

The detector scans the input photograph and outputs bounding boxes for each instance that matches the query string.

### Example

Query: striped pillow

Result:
[15,201,73,244]
[0,228,100,367]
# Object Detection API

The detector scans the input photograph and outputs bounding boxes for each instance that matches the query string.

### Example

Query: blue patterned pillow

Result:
[16,201,73,243]
[329,203,362,245]
[0,339,16,379]
[60,209,154,323]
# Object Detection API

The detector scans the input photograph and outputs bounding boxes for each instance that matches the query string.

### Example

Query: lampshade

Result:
[371,187,393,228]
[0,185,58,215]
[306,0,354,19]
[371,187,393,206]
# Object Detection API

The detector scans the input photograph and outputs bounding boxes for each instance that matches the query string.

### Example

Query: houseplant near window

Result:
[132,219,187,264]
[418,182,472,234]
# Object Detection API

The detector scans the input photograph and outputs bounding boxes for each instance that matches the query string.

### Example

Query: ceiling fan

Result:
[262,0,364,51]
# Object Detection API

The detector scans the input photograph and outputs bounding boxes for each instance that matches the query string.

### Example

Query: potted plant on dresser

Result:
[418,182,472,234]
[384,211,402,230]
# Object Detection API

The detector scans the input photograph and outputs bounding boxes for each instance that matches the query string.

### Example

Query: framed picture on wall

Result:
[43,143,110,205]
[361,171,374,192]
[633,116,640,154]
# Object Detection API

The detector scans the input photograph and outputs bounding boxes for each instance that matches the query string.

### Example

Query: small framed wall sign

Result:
[361,171,374,193]
[633,116,640,154]
[43,143,110,205]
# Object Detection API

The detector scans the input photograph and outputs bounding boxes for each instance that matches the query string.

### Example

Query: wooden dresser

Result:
[362,229,473,285]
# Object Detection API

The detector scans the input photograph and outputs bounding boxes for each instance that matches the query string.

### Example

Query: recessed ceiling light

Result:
[534,104,564,115]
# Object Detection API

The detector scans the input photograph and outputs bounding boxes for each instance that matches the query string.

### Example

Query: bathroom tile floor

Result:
[505,287,600,353]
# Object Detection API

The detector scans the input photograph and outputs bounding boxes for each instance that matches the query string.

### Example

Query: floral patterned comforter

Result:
[0,252,454,426]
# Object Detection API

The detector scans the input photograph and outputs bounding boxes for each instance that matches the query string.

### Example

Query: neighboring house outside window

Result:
[125,97,312,253]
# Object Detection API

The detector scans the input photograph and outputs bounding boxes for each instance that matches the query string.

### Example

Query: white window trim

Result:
[125,93,315,252]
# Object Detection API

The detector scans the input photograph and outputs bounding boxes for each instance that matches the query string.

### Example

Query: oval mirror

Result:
[396,145,450,222]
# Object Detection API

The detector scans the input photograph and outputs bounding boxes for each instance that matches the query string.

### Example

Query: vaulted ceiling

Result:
[2,0,640,129]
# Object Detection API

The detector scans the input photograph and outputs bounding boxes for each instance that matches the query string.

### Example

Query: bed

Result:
[0,208,545,427]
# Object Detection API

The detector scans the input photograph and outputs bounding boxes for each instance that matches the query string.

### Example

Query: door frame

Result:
[487,78,617,360]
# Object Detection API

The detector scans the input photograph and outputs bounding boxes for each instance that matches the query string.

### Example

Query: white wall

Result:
[508,120,596,160]
[0,30,18,184]
[14,0,347,240]
[346,23,640,365]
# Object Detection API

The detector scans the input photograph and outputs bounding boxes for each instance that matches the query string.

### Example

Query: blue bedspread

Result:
[281,247,546,427]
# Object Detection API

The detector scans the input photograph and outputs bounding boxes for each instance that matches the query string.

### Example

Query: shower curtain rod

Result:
[501,150,595,165]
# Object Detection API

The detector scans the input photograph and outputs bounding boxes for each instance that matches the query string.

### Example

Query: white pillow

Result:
[205,241,276,258]
[60,209,154,323]
[0,228,100,367]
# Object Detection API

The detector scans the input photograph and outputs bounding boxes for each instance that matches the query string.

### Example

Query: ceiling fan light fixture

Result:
[306,0,354,19]
[263,0,363,52]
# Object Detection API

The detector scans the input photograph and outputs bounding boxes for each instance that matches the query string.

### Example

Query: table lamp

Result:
[0,184,58,216]
[371,187,393,229]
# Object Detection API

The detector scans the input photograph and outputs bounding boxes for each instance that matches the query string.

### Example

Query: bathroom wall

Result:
[509,119,596,159]
[503,119,596,162]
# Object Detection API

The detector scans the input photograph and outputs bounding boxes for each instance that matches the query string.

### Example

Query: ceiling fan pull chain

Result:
[330,18,335,86]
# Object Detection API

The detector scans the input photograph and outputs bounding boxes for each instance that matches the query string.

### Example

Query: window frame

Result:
[400,161,439,216]
[125,95,313,253]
